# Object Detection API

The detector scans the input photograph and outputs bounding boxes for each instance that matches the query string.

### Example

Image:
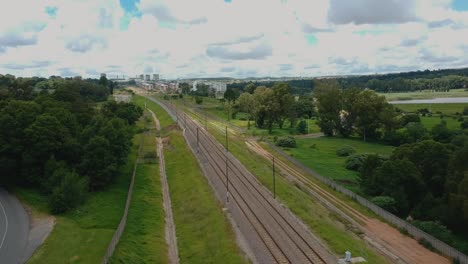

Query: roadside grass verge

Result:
[110,114,167,263]
[133,95,174,129]
[394,103,467,115]
[18,132,140,264]
[202,120,389,263]
[164,129,247,264]
[280,137,394,192]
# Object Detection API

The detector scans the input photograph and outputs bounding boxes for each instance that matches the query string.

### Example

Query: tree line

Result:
[0,75,142,213]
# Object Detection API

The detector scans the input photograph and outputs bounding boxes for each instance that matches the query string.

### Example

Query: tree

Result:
[180,83,190,94]
[79,136,117,190]
[238,92,255,128]
[224,87,239,103]
[431,120,452,143]
[99,75,108,87]
[244,83,256,94]
[272,83,294,129]
[296,120,307,134]
[314,81,342,136]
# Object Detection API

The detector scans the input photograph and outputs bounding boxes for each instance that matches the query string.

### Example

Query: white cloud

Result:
[0,0,467,78]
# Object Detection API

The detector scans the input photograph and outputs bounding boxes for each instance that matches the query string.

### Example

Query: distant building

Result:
[145,74,150,81]
[153,74,159,81]
[139,74,144,80]
[192,81,197,91]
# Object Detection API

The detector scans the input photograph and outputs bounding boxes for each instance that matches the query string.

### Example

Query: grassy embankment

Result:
[180,101,390,263]
[110,113,167,263]
[133,95,247,264]
[17,128,140,263]
[394,103,467,115]
[381,89,468,101]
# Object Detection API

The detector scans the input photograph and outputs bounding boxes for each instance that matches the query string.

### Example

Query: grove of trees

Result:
[0,74,142,213]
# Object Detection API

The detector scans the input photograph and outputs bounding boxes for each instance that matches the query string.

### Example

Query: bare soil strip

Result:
[149,109,179,264]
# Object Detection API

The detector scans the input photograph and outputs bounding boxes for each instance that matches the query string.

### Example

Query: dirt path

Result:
[149,110,179,264]
[246,140,450,264]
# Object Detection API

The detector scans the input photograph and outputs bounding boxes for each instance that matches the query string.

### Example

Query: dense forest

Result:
[227,67,468,94]
[0,74,142,213]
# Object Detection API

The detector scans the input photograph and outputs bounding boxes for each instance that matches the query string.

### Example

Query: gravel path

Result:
[149,109,179,264]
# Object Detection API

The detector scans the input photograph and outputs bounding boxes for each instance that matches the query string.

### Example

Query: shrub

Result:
[49,171,88,214]
[371,196,397,213]
[276,136,297,148]
[336,145,356,157]
[195,96,203,105]
[345,153,367,171]
[413,220,454,245]
[461,120,468,129]
[463,106,468,116]
[296,120,307,134]
[401,113,421,126]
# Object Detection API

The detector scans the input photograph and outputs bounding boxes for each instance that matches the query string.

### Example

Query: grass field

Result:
[201,120,389,263]
[394,103,467,115]
[19,133,140,264]
[110,116,167,263]
[420,116,462,130]
[382,89,468,101]
[281,137,394,192]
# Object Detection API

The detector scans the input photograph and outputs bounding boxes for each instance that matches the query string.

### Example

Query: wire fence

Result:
[101,136,143,264]
[267,142,468,264]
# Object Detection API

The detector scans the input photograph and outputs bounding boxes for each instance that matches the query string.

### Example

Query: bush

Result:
[345,153,367,171]
[195,96,203,104]
[413,220,454,245]
[49,171,88,214]
[401,113,421,126]
[371,196,397,213]
[463,106,468,116]
[296,120,307,134]
[461,120,468,129]
[336,145,356,157]
[276,136,297,148]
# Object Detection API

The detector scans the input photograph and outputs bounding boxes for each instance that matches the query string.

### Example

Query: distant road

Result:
[0,188,29,264]
[390,97,468,104]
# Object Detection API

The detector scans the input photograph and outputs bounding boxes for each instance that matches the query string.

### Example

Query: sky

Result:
[1,0,468,79]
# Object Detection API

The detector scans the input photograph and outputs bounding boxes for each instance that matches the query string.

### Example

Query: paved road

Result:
[0,188,29,264]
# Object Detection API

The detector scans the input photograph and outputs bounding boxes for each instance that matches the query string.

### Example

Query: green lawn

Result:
[381,89,468,101]
[164,130,247,264]
[420,116,462,130]
[394,103,467,115]
[110,116,167,263]
[19,134,139,264]
[202,123,389,263]
[281,137,394,191]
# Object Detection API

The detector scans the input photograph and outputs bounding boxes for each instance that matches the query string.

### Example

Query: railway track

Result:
[155,98,334,264]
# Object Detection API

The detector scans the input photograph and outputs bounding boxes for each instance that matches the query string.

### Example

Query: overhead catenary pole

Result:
[226,126,229,202]
[196,127,199,152]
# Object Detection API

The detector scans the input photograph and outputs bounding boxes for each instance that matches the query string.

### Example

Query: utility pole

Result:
[273,156,276,199]
[225,126,229,152]
[204,109,208,130]
[197,127,199,152]
[225,126,229,203]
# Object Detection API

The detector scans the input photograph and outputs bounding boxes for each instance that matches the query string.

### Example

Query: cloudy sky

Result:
[1,0,468,79]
